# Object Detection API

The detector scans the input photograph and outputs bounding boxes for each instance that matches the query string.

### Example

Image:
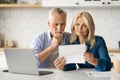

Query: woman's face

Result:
[74,17,89,38]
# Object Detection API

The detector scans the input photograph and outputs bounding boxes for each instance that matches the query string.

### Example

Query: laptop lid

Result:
[4,48,39,75]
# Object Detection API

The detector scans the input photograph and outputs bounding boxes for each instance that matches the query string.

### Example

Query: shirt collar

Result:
[60,33,66,45]
[47,30,52,41]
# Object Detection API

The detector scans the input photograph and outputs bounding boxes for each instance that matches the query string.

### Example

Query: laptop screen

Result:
[4,48,41,75]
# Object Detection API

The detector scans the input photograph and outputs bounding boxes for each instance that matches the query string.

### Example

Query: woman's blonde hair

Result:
[70,12,95,49]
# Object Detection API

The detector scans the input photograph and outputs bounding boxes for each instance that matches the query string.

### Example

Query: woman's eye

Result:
[83,25,87,27]
[61,23,65,26]
[76,24,79,26]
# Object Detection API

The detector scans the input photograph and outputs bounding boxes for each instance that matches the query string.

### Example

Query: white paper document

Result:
[86,72,112,77]
[59,44,86,64]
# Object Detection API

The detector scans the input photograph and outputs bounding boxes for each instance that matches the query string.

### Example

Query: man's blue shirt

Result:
[31,30,70,68]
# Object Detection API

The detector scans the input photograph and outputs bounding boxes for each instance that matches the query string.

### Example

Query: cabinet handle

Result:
[76,2,79,5]
[102,2,106,5]
[107,2,111,4]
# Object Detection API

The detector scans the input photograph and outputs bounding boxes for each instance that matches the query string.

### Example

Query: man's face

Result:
[48,13,66,38]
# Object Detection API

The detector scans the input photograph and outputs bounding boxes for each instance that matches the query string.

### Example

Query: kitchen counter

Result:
[0,48,4,54]
[0,48,120,54]
[108,48,120,53]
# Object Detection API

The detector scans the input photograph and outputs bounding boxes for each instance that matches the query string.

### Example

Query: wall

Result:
[0,7,120,48]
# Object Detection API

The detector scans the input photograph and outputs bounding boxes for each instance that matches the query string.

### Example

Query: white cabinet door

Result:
[42,0,120,7]
[42,0,77,7]
[109,0,120,6]
[0,52,7,69]
[76,0,120,7]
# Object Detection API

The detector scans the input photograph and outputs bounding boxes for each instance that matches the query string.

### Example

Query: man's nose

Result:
[57,24,62,31]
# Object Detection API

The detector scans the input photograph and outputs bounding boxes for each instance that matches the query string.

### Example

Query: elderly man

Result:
[31,8,70,68]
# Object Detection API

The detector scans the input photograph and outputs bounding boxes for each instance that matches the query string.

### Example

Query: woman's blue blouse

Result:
[64,36,112,71]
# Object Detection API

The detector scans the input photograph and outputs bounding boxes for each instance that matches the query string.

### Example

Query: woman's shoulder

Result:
[95,35,104,40]
[94,36,107,49]
[95,35,105,43]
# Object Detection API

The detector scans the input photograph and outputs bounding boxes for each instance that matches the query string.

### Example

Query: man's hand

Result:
[50,32,63,48]
[54,57,66,70]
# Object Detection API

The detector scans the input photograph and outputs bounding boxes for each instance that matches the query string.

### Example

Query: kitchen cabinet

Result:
[0,48,3,54]
[0,0,120,8]
[0,4,42,8]
[42,0,77,7]
[0,48,7,69]
[77,0,120,7]
[42,0,120,7]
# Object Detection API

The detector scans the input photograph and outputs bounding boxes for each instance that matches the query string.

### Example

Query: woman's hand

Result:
[84,52,98,66]
[54,57,66,70]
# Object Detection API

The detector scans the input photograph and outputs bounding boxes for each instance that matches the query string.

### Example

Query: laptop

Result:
[4,48,53,75]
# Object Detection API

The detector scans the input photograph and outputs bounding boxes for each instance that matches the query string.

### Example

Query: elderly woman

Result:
[54,12,112,71]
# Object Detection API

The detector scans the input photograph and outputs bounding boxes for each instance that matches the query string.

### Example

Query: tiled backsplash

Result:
[0,7,120,48]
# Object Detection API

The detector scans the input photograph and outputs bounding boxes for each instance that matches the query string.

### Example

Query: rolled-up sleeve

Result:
[31,34,43,65]
[95,37,112,71]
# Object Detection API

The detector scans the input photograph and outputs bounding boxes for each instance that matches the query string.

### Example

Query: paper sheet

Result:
[86,72,112,77]
[59,44,86,64]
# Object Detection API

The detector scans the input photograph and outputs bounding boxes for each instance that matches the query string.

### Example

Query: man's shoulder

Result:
[64,32,71,34]
[33,31,49,40]
[35,31,48,37]
[64,32,71,36]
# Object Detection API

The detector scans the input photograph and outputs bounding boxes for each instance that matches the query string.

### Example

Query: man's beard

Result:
[54,31,64,37]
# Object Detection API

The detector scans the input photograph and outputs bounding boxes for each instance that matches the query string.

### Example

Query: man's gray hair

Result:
[49,8,67,17]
